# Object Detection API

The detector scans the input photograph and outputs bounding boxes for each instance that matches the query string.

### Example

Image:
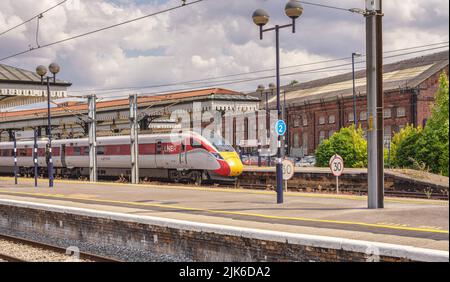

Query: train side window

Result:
[73,147,81,156]
[97,146,105,155]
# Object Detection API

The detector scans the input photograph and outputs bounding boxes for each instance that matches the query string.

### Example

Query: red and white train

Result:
[0,132,244,183]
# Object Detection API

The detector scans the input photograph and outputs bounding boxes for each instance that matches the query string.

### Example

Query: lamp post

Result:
[352,52,362,128]
[36,63,60,188]
[253,1,303,204]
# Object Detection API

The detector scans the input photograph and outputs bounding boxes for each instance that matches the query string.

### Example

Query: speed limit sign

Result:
[329,154,344,177]
[282,159,295,180]
[329,154,344,194]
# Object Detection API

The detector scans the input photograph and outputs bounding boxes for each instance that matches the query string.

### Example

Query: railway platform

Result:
[0,177,448,254]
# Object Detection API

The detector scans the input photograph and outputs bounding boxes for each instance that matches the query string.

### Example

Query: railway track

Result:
[0,234,121,262]
[228,182,449,200]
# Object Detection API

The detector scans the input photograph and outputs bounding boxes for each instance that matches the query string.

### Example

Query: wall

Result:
[0,200,447,262]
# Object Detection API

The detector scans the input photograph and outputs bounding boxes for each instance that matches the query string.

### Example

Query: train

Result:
[0,131,244,184]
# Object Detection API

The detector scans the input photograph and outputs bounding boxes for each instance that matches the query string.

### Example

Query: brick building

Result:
[269,51,449,157]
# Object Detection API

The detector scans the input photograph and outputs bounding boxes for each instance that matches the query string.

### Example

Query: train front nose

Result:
[221,152,244,177]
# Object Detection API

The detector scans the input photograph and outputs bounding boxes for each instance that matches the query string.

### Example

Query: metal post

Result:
[375,0,385,208]
[265,91,271,166]
[366,0,384,209]
[258,141,262,167]
[283,90,288,157]
[130,94,139,184]
[34,128,38,187]
[275,25,284,204]
[88,94,98,182]
[46,77,54,188]
[13,132,17,185]
[352,53,358,128]
[336,176,339,194]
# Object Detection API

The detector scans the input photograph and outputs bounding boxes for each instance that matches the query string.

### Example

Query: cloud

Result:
[0,0,448,97]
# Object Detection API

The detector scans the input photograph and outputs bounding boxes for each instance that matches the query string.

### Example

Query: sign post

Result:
[329,154,344,194]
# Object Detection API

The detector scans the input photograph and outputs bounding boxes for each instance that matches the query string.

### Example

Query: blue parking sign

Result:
[276,120,287,136]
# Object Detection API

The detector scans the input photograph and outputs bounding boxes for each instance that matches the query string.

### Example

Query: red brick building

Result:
[272,51,449,157]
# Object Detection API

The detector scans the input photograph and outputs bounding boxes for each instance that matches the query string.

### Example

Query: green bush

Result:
[315,125,367,168]
[390,125,422,168]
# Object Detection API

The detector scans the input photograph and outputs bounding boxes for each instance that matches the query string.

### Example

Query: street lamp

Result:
[352,52,362,128]
[252,1,303,204]
[36,63,60,188]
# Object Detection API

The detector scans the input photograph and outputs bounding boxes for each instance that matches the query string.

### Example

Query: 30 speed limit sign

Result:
[329,154,344,177]
[282,159,295,180]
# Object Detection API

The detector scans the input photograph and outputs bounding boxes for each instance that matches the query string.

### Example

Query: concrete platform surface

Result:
[0,178,448,251]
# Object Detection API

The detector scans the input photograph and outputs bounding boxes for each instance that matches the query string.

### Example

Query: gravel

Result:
[0,237,94,262]
[0,228,192,262]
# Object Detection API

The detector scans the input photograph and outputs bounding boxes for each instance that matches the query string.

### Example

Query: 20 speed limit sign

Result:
[282,159,295,180]
[329,154,344,177]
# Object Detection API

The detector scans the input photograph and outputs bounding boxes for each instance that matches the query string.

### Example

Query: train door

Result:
[179,140,187,165]
[155,140,163,168]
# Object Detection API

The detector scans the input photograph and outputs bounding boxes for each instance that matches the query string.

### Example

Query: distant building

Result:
[280,51,449,157]
[0,63,72,112]
[0,88,260,141]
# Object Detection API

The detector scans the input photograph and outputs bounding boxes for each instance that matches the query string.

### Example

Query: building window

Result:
[293,117,300,128]
[319,131,326,143]
[302,133,308,156]
[384,108,392,119]
[329,130,335,137]
[397,107,406,117]
[348,112,355,122]
[360,111,367,121]
[303,117,308,126]
[318,116,326,125]
[293,133,300,148]
[398,124,405,131]
[328,115,336,124]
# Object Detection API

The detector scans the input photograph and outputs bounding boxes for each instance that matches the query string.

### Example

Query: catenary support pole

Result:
[366,0,384,209]
[88,94,98,182]
[34,128,38,187]
[375,0,385,208]
[130,94,140,184]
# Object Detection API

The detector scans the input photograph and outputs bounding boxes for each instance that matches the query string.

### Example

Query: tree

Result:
[315,125,368,168]
[390,124,422,168]
[421,72,449,176]
[390,72,449,176]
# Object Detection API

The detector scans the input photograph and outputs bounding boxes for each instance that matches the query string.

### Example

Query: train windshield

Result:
[211,136,235,152]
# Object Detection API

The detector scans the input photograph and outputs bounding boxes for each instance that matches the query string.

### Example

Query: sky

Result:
[0,0,448,99]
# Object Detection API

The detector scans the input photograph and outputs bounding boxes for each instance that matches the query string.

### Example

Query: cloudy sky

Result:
[0,0,448,98]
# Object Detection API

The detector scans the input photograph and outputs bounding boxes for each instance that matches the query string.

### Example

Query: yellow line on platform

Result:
[1,176,447,206]
[0,189,448,235]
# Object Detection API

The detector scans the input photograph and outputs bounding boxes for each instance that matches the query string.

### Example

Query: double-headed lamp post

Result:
[36,63,60,188]
[252,1,303,204]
